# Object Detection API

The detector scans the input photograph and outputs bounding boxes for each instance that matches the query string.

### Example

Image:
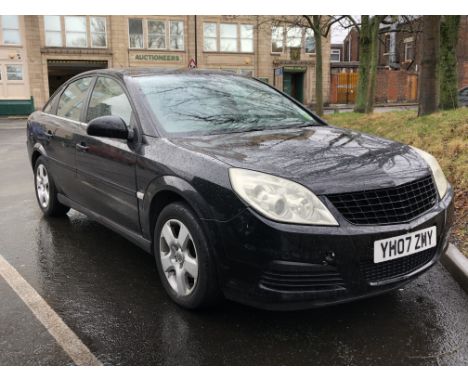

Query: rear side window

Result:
[86,77,132,125]
[57,77,93,121]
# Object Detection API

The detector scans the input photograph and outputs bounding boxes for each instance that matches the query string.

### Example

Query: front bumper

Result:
[207,186,454,310]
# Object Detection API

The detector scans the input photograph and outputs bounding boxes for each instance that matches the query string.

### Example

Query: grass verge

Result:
[325,108,468,256]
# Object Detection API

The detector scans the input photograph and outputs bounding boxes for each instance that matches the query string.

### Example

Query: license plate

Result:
[373,226,437,264]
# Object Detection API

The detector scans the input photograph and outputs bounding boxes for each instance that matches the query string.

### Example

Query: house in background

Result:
[329,16,468,105]
[0,15,331,115]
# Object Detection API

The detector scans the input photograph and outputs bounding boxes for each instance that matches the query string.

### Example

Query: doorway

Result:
[283,71,304,103]
[47,60,108,96]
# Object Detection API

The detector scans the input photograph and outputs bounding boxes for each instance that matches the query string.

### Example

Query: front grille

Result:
[259,268,346,293]
[359,248,436,283]
[327,175,437,225]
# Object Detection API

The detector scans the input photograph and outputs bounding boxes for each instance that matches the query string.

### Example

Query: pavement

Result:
[1,120,468,365]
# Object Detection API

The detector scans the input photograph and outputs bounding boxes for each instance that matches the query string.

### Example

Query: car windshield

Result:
[135,73,319,135]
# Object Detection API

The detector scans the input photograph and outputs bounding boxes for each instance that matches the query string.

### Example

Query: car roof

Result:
[77,67,246,79]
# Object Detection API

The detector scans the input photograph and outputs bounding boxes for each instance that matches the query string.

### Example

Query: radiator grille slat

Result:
[327,175,437,225]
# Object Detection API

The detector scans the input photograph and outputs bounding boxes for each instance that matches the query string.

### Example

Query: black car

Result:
[26,68,454,310]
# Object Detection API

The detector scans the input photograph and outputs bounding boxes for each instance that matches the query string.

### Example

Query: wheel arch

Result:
[141,175,214,243]
[31,143,47,168]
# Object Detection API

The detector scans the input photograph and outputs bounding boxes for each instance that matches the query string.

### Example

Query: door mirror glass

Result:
[87,116,131,140]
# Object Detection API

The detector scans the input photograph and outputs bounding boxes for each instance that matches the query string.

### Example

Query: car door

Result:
[39,76,94,201]
[74,75,140,233]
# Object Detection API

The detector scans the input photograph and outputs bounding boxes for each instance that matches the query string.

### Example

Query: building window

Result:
[129,18,143,49]
[331,49,341,62]
[148,20,166,49]
[203,23,217,51]
[404,41,414,61]
[2,15,21,45]
[271,26,284,53]
[240,25,253,53]
[220,24,237,52]
[170,21,184,50]
[44,16,62,47]
[305,28,315,53]
[6,64,23,80]
[286,27,302,48]
[65,16,87,48]
[90,17,107,48]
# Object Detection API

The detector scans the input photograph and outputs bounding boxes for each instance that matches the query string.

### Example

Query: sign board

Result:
[133,54,182,62]
[283,66,307,73]
[188,58,197,69]
[274,67,283,76]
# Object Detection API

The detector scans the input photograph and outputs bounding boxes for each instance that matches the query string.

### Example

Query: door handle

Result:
[44,130,54,138]
[76,142,88,152]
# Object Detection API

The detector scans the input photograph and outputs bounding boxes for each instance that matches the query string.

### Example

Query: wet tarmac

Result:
[1,121,467,365]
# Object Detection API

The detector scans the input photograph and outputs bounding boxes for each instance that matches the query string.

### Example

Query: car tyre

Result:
[34,157,70,217]
[154,202,221,309]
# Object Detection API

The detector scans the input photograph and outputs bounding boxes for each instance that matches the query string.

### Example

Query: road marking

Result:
[0,254,102,366]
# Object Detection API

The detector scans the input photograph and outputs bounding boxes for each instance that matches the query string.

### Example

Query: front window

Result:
[203,23,217,51]
[90,17,107,48]
[6,64,23,80]
[2,15,21,45]
[44,16,62,47]
[271,26,284,53]
[86,77,132,125]
[148,20,166,49]
[57,77,92,121]
[220,24,237,52]
[136,74,318,136]
[65,16,87,48]
[129,18,143,49]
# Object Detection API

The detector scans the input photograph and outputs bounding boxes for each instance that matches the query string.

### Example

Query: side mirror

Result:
[87,116,133,140]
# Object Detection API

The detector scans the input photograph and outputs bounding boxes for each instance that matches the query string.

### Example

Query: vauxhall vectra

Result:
[26,68,454,310]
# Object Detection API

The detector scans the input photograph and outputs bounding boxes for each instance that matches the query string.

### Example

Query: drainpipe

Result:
[389,22,399,69]
[194,15,198,66]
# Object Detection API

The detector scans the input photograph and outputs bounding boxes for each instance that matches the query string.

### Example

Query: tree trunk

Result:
[439,15,460,110]
[313,16,323,116]
[418,16,441,116]
[365,16,381,113]
[354,16,370,113]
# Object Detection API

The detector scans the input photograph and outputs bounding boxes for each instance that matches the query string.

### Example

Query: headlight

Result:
[411,146,448,198]
[229,168,339,226]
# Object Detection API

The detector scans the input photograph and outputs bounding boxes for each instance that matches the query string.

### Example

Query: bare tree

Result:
[440,15,461,110]
[418,15,441,116]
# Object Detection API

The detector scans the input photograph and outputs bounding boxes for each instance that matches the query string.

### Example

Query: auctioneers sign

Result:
[131,53,183,63]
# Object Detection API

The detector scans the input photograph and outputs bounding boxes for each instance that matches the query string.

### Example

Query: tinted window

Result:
[57,77,92,121]
[86,77,132,125]
[136,74,317,135]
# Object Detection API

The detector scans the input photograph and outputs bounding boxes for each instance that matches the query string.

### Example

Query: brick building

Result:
[0,15,331,115]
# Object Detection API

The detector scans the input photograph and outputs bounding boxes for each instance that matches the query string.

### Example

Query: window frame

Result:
[64,16,88,48]
[219,23,238,52]
[169,20,184,51]
[6,64,24,81]
[128,18,144,50]
[239,24,254,53]
[203,22,218,52]
[304,28,315,54]
[203,22,255,53]
[56,76,94,123]
[1,15,22,46]
[44,15,63,47]
[330,49,341,62]
[147,19,166,50]
[85,75,134,125]
[271,26,285,54]
[404,41,414,62]
[90,16,107,48]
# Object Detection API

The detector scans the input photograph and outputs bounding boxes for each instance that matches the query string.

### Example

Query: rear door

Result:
[74,76,140,233]
[40,76,94,200]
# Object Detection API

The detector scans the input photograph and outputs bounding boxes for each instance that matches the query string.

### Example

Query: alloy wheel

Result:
[159,219,199,296]
[36,164,50,208]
